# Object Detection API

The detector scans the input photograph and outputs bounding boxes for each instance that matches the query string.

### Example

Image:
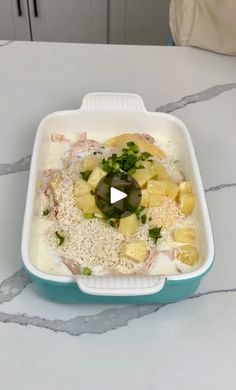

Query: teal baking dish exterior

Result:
[29,271,210,304]
[21,93,215,303]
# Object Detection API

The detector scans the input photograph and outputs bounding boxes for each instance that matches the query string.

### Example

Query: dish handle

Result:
[76,276,165,296]
[80,93,147,113]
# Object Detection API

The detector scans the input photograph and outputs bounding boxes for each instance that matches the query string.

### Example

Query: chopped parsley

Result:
[126,141,139,154]
[82,267,92,276]
[123,153,136,172]
[107,218,118,227]
[149,227,162,243]
[134,206,147,224]
[140,151,152,160]
[55,231,65,246]
[102,142,152,176]
[141,214,147,224]
[84,213,95,219]
[128,167,136,175]
[80,170,92,181]
[42,208,50,216]
[135,206,145,219]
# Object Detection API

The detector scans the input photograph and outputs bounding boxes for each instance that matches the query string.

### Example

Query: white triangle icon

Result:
[110,187,127,204]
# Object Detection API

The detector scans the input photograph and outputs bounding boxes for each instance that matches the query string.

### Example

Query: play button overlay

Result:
[95,171,141,219]
[110,187,127,204]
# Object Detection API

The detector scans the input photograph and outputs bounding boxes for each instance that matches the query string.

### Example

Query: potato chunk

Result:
[151,162,169,180]
[147,180,166,195]
[81,156,99,171]
[87,167,106,189]
[173,227,196,244]
[141,189,149,207]
[147,180,178,199]
[179,194,196,215]
[75,193,96,213]
[179,181,193,194]
[165,181,178,199]
[74,178,91,197]
[132,167,155,187]
[122,241,148,262]
[176,245,198,266]
[118,214,138,238]
[149,194,165,207]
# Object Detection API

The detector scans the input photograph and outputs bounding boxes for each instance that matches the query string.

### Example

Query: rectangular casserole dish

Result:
[21,93,214,303]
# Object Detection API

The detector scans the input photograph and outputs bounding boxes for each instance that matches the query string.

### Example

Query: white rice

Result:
[48,172,147,274]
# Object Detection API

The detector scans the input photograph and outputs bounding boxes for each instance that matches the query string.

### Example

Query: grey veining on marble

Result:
[205,182,236,193]
[0,268,31,304]
[0,288,235,336]
[156,83,236,113]
[0,304,163,335]
[0,155,31,176]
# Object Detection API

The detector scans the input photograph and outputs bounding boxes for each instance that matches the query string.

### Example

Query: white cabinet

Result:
[0,0,31,40]
[0,0,170,45]
[109,0,170,45]
[0,0,107,43]
[28,0,107,43]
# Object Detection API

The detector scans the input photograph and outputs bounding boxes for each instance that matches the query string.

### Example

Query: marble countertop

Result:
[0,40,236,390]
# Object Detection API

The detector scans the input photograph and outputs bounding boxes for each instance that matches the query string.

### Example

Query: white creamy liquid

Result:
[31,132,200,276]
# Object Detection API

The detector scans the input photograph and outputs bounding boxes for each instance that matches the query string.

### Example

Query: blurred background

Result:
[0,0,171,45]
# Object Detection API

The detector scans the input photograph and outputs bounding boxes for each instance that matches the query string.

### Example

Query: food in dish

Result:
[33,131,200,276]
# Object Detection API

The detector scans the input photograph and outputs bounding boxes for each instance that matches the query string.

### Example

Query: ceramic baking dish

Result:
[21,93,214,303]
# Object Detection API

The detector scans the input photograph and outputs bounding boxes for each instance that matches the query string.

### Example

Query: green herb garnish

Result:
[101,141,154,176]
[84,213,95,219]
[149,227,162,243]
[135,206,145,219]
[82,267,92,276]
[102,157,120,174]
[126,141,139,154]
[141,214,147,224]
[90,189,96,195]
[139,151,152,160]
[122,153,136,171]
[128,167,136,175]
[107,218,118,227]
[102,142,144,175]
[80,170,92,181]
[55,231,65,246]
[43,208,50,216]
